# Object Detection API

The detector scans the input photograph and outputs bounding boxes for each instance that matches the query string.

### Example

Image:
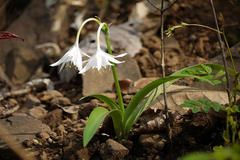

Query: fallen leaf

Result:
[0,31,24,41]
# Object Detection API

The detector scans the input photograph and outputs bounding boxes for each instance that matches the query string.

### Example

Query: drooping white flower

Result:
[50,42,88,72]
[79,23,127,74]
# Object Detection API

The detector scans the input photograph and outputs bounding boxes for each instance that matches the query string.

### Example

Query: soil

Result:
[0,0,239,160]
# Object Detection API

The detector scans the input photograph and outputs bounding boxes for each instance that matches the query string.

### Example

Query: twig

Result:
[160,0,172,140]
[209,0,231,102]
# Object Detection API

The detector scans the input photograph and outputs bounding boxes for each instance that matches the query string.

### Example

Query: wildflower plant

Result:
[51,18,228,147]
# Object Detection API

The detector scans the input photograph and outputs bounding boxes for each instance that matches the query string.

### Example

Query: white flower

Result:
[79,23,127,74]
[50,42,88,72]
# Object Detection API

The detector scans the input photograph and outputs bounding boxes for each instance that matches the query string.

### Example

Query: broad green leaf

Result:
[109,110,123,138]
[80,94,120,110]
[83,107,110,147]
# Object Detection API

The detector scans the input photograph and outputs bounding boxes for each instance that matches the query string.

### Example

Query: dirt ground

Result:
[0,0,239,160]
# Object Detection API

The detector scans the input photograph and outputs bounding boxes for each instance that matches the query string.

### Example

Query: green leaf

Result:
[215,70,225,78]
[109,110,123,138]
[83,107,110,147]
[200,64,212,74]
[80,94,120,110]
[201,105,210,113]
[210,102,222,112]
[212,80,222,85]
[222,77,227,82]
[192,107,201,113]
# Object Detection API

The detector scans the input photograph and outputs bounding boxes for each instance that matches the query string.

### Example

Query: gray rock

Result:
[79,20,142,58]
[0,0,54,84]
[0,113,51,149]
[138,134,166,153]
[99,139,129,160]
[28,106,48,119]
[43,109,63,128]
[5,48,44,84]
[82,55,142,95]
[24,94,41,108]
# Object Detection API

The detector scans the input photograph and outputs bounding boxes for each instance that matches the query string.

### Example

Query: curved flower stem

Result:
[104,23,125,114]
[75,18,100,44]
[182,22,222,34]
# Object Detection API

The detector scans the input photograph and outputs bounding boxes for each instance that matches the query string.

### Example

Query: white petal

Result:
[115,53,128,58]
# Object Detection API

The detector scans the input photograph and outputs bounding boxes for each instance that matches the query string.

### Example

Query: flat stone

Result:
[76,148,90,160]
[50,97,71,106]
[24,94,41,108]
[0,113,51,149]
[99,139,129,160]
[28,106,48,119]
[0,0,54,84]
[82,55,142,95]
[43,109,63,128]
[138,134,166,153]
[39,90,63,102]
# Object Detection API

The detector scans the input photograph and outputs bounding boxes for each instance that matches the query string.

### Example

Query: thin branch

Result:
[159,0,172,140]
[209,0,231,102]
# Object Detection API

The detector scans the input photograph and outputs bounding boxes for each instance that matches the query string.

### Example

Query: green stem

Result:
[183,23,222,34]
[75,18,100,44]
[104,24,125,114]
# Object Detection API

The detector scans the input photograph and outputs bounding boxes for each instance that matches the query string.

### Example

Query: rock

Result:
[24,94,41,108]
[28,106,48,119]
[80,20,142,58]
[138,134,166,153]
[24,78,54,91]
[43,109,63,128]
[123,95,134,104]
[5,47,44,84]
[112,79,133,95]
[56,124,67,135]
[50,97,71,106]
[100,93,116,100]
[61,105,80,114]
[39,90,63,102]
[129,1,150,20]
[134,77,158,89]
[40,151,48,160]
[38,132,50,140]
[76,148,90,160]
[0,113,51,149]
[82,55,142,95]
[99,139,129,160]
[79,101,98,117]
[0,0,54,84]
[0,98,20,118]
